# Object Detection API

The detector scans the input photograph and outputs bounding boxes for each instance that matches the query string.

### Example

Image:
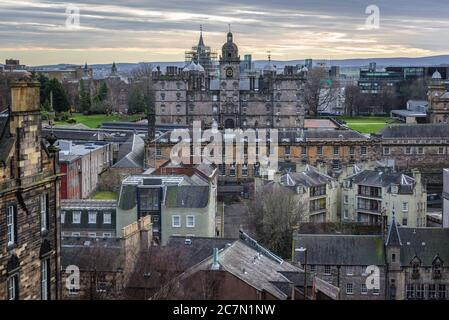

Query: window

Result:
[284,146,291,156]
[344,195,349,204]
[402,202,408,212]
[88,232,96,238]
[254,163,260,177]
[324,265,331,275]
[361,284,368,295]
[346,267,354,276]
[72,211,81,224]
[229,164,236,177]
[61,211,65,224]
[156,148,162,156]
[186,215,195,228]
[438,147,445,154]
[428,284,436,299]
[218,164,225,176]
[71,232,80,237]
[383,147,390,155]
[317,146,323,155]
[40,194,49,232]
[8,275,18,300]
[402,217,408,226]
[7,205,16,246]
[332,160,340,170]
[301,147,307,156]
[102,233,112,238]
[391,253,396,262]
[172,215,181,228]
[361,146,367,155]
[416,284,424,299]
[309,265,316,273]
[406,284,415,299]
[344,209,349,219]
[96,275,108,293]
[349,146,355,155]
[242,164,248,177]
[103,212,112,224]
[333,146,339,155]
[41,258,50,300]
[417,147,424,154]
[346,283,353,295]
[438,284,446,299]
[405,147,412,154]
[88,212,97,224]
[373,288,380,295]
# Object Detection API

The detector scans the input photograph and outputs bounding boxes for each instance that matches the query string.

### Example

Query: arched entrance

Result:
[225,118,235,129]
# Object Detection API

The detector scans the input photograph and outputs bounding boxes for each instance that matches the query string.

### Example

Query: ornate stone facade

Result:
[152,31,306,129]
[0,81,61,300]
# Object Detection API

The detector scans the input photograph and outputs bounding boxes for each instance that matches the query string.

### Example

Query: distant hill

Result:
[32,55,449,75]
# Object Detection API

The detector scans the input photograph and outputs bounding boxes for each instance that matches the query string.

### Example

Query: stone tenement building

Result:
[151,30,307,129]
[0,81,61,300]
[145,127,381,182]
[293,221,449,300]
[379,123,449,193]
[427,70,449,124]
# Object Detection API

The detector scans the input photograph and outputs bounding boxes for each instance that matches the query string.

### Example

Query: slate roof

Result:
[381,124,449,138]
[61,238,123,271]
[398,227,449,267]
[277,129,368,142]
[346,169,415,194]
[385,218,402,246]
[42,127,133,143]
[281,165,334,188]
[165,185,210,208]
[118,174,210,210]
[113,134,144,169]
[185,239,302,300]
[293,234,385,266]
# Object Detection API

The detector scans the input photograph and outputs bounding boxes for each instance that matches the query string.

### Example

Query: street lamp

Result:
[295,247,308,300]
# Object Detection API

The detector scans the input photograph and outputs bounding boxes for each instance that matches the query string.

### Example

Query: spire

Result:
[227,24,233,42]
[198,24,205,48]
[386,216,402,246]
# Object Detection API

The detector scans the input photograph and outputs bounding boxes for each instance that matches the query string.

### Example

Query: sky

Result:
[0,0,448,66]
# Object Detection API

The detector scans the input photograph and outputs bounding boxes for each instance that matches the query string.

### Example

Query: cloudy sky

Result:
[0,0,448,65]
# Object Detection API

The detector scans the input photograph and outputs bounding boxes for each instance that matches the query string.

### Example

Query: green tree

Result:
[127,86,147,114]
[95,82,109,103]
[44,78,70,113]
[79,79,91,114]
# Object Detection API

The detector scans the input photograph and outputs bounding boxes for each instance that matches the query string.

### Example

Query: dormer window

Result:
[411,258,421,279]
[432,257,442,279]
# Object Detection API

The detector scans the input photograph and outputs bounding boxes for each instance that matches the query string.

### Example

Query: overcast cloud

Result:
[0,0,448,65]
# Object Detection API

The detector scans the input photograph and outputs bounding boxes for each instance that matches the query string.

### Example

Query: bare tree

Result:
[344,85,368,116]
[302,67,336,116]
[245,183,307,258]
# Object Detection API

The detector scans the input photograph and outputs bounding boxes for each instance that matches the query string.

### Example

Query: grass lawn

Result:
[92,191,118,200]
[336,116,399,134]
[55,113,144,128]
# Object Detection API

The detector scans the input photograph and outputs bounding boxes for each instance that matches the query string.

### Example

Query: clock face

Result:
[226,67,234,78]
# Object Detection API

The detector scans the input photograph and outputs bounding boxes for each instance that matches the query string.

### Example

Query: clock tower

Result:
[219,29,240,128]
